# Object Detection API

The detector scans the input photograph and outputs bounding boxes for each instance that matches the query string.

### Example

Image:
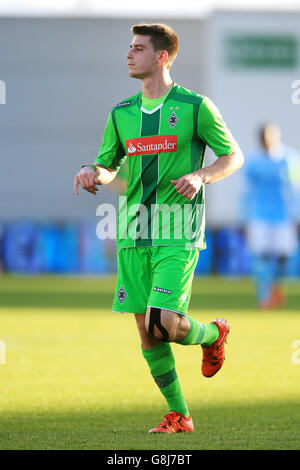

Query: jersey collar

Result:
[137,83,178,109]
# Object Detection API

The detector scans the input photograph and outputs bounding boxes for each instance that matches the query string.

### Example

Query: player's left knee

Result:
[146,307,180,342]
[147,307,170,342]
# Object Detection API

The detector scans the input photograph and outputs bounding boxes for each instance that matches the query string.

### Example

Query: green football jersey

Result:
[94,83,238,249]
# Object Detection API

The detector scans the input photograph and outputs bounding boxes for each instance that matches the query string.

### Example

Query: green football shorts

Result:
[112,246,199,315]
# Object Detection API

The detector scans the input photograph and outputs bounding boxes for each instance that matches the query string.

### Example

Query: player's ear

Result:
[157,50,168,67]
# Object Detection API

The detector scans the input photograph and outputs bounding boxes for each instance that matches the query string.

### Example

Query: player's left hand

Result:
[170,172,204,200]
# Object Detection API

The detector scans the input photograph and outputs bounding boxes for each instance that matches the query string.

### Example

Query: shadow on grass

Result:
[0,401,299,450]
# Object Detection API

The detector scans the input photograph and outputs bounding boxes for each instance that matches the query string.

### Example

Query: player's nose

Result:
[126,49,133,60]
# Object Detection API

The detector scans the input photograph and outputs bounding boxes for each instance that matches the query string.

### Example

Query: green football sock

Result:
[142,342,189,417]
[178,315,219,347]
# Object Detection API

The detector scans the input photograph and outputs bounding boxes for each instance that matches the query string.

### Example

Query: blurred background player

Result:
[243,123,299,309]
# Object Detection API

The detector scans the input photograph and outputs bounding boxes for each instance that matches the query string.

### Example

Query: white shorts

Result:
[247,220,298,257]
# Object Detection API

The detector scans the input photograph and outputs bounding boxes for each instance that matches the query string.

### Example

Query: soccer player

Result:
[243,123,298,309]
[74,23,244,433]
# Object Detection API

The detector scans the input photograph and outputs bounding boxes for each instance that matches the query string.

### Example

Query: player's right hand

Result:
[74,166,101,196]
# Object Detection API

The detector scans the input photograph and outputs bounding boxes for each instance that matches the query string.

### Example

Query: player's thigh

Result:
[246,221,273,255]
[273,223,298,256]
[147,245,199,315]
[247,221,298,257]
[135,313,160,349]
[112,247,152,314]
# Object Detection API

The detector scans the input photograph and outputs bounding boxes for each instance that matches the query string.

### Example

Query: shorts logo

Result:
[125,135,177,156]
[153,286,172,295]
[117,286,127,303]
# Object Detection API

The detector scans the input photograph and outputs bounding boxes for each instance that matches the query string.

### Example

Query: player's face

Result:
[126,35,160,79]
[263,124,281,153]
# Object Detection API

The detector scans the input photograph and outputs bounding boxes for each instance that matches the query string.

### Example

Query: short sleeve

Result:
[94,112,127,171]
[198,97,239,157]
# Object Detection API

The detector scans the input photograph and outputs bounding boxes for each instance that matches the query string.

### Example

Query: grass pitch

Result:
[0,274,299,450]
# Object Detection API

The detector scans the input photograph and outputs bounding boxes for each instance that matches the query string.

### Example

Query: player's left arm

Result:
[171,97,244,200]
[197,147,244,184]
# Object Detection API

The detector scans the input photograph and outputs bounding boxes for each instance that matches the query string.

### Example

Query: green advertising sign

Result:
[225,35,298,69]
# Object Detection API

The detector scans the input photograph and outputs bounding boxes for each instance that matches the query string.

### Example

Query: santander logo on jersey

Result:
[125,135,177,156]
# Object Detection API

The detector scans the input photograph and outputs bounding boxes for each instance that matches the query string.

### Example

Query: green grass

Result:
[0,274,300,450]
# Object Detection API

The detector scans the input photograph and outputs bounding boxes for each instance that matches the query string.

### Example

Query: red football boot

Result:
[271,283,285,308]
[201,318,230,378]
[148,411,194,434]
[258,284,285,310]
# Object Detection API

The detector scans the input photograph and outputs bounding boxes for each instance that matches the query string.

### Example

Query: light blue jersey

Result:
[243,148,295,223]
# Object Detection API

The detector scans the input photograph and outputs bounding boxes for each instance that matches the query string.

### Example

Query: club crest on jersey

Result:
[125,135,177,156]
[168,111,178,129]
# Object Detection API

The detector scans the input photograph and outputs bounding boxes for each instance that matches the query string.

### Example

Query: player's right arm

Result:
[74,165,117,196]
[74,111,126,196]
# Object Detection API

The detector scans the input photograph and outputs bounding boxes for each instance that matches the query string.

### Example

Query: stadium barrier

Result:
[0,220,299,277]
